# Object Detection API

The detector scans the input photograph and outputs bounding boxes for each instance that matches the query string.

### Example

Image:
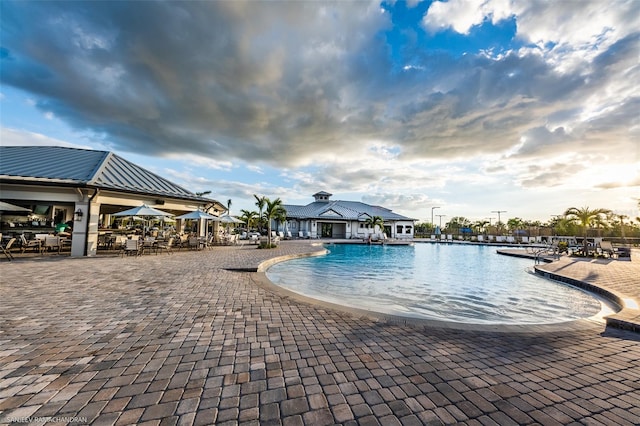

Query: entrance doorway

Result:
[321,223,333,238]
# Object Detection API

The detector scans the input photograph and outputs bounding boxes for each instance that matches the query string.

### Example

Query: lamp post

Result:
[491,210,506,235]
[436,214,446,229]
[431,207,440,231]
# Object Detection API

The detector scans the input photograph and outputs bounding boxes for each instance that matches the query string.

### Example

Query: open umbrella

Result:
[0,201,31,212]
[214,215,245,224]
[112,204,173,236]
[175,210,218,220]
[112,204,173,218]
[176,210,218,235]
[211,215,245,237]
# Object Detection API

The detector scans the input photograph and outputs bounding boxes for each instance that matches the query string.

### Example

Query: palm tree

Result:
[254,194,266,233]
[226,199,232,216]
[564,206,611,255]
[473,220,490,235]
[263,197,287,246]
[195,190,212,197]
[612,213,628,242]
[364,215,385,240]
[507,217,524,239]
[239,209,259,230]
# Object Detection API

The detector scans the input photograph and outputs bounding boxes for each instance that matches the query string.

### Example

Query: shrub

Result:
[557,241,568,253]
[258,242,278,249]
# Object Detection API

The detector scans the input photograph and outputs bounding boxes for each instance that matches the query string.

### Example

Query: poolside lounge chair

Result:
[598,241,615,258]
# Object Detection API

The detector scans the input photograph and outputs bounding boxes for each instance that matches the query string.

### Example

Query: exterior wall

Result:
[281,218,416,240]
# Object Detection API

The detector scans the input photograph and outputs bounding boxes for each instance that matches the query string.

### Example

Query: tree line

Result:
[414,206,640,241]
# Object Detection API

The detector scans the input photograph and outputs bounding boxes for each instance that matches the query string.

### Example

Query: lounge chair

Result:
[598,241,615,258]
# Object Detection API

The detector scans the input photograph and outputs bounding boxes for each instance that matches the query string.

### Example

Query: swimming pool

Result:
[266,243,611,325]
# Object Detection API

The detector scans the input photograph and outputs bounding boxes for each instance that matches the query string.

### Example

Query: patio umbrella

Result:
[112,204,173,236]
[211,214,245,235]
[175,210,218,220]
[112,204,173,218]
[176,210,218,235]
[214,215,245,224]
[0,201,31,212]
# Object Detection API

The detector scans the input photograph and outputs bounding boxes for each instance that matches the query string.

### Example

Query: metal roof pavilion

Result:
[0,146,215,203]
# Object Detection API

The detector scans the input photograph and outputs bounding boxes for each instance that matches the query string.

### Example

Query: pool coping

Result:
[250,246,611,334]
[497,249,640,333]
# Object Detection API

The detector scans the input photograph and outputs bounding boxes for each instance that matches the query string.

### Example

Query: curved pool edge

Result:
[497,249,640,333]
[252,245,608,334]
[533,264,640,333]
[255,243,329,272]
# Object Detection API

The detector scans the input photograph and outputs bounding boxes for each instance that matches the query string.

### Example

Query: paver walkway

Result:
[1,241,639,425]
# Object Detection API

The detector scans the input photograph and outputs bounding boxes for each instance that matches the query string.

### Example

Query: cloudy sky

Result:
[1,0,638,224]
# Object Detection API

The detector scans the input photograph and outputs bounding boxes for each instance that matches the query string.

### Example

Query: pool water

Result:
[266,243,609,325]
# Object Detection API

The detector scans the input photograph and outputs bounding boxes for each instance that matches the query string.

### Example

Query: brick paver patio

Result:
[1,241,639,425]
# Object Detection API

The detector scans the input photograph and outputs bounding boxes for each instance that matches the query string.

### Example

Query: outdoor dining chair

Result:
[121,238,142,257]
[188,236,202,250]
[44,236,61,254]
[2,237,16,260]
[20,234,43,254]
[156,237,174,255]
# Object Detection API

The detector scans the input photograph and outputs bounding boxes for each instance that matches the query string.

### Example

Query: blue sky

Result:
[1,0,639,224]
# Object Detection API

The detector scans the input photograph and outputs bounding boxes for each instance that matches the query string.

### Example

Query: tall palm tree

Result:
[507,217,524,238]
[564,206,611,254]
[364,215,385,239]
[254,194,266,233]
[195,190,212,197]
[226,199,232,216]
[239,209,258,230]
[263,197,287,246]
[473,220,490,235]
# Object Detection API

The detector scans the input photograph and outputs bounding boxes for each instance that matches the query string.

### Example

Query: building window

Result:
[406,226,412,234]
[397,225,403,234]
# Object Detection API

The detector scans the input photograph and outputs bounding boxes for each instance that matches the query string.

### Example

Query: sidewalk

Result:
[1,241,639,425]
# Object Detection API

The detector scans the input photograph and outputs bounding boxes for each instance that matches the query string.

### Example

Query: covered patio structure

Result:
[0,146,226,257]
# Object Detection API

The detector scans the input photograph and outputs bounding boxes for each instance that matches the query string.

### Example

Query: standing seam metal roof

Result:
[0,146,212,202]
[283,200,413,221]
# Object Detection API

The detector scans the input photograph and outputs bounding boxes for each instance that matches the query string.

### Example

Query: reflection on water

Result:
[266,243,606,325]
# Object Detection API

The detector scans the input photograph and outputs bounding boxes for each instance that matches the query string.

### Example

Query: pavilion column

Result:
[71,201,89,257]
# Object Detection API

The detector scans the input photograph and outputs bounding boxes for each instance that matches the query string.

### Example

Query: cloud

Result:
[1,0,638,208]
[0,127,88,148]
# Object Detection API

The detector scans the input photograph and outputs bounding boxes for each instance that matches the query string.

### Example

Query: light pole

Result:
[431,206,440,230]
[492,210,506,235]
[436,214,446,229]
